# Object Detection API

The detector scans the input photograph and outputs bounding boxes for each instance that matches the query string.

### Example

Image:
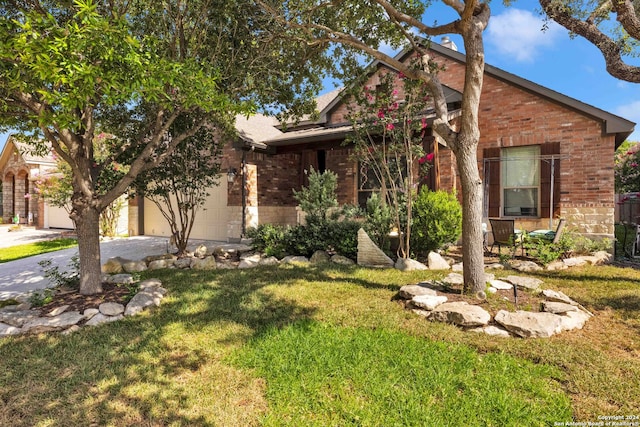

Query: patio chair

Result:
[489,218,524,256]
[528,219,566,244]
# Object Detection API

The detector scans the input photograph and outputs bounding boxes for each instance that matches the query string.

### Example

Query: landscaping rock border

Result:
[0,278,167,338]
[397,274,593,338]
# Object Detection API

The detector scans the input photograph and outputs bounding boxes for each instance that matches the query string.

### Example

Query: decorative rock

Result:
[47,305,70,317]
[541,301,579,314]
[395,258,428,272]
[484,273,496,282]
[557,310,591,332]
[139,278,163,289]
[148,259,175,270]
[331,255,355,265]
[485,263,505,270]
[194,244,209,258]
[427,252,451,270]
[398,284,438,299]
[0,310,42,327]
[592,251,613,264]
[85,313,123,327]
[190,256,217,270]
[494,310,562,338]
[238,257,260,269]
[310,250,331,264]
[429,302,491,327]
[281,256,310,265]
[563,257,587,268]
[22,311,85,334]
[240,252,260,260]
[411,309,431,318]
[104,274,135,285]
[172,258,191,269]
[84,308,100,319]
[469,325,511,337]
[487,287,498,294]
[442,273,464,286]
[489,280,513,290]
[216,261,237,269]
[122,260,148,273]
[99,302,125,316]
[124,291,163,316]
[144,253,176,264]
[260,256,280,266]
[546,260,568,271]
[357,228,394,268]
[61,325,81,335]
[505,275,543,291]
[101,257,126,274]
[541,289,576,305]
[509,260,543,272]
[0,322,22,336]
[452,262,464,272]
[412,295,448,311]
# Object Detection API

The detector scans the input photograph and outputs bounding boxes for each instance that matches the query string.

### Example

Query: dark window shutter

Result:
[300,150,319,187]
[483,147,501,217]
[540,142,560,219]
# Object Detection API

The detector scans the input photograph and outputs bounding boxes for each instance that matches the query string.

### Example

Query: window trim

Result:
[500,146,541,218]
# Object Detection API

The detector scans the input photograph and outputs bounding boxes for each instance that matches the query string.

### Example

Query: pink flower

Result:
[392,89,398,96]
[377,109,385,118]
[418,157,426,165]
[632,162,638,168]
[386,123,395,131]
[426,152,435,162]
[397,71,406,79]
[421,117,428,129]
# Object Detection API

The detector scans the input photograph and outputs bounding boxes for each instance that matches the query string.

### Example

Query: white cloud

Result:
[487,9,563,62]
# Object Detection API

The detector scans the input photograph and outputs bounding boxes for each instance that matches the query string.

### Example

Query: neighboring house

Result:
[138,41,637,242]
[0,135,75,228]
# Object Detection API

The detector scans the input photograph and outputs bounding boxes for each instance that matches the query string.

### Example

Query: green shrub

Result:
[293,168,338,224]
[325,220,361,260]
[363,192,393,251]
[410,188,462,256]
[524,232,613,265]
[246,224,288,259]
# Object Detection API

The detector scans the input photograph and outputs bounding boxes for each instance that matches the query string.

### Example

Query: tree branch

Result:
[540,0,640,82]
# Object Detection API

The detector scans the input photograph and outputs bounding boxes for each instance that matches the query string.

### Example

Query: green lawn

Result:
[0,263,639,426]
[0,238,78,263]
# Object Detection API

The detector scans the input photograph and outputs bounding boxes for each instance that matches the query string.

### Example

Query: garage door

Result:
[143,180,233,241]
[45,203,75,229]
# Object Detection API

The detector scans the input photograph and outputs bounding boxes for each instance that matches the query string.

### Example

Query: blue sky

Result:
[2,0,639,149]
[426,0,640,141]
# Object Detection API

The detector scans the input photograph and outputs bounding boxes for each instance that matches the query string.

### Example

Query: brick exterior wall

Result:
[225,50,619,236]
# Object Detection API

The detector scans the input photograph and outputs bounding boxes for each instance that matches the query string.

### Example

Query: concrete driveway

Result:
[0,229,218,299]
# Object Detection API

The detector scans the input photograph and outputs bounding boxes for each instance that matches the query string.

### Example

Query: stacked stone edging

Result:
[0,278,167,338]
[397,275,593,338]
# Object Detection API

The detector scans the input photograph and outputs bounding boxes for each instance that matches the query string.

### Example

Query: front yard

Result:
[1,262,639,425]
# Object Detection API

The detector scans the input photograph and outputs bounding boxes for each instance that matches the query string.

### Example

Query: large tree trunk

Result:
[455,142,485,295]
[72,203,103,295]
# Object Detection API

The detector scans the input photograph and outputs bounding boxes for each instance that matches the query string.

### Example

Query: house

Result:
[0,135,75,229]
[19,41,624,243]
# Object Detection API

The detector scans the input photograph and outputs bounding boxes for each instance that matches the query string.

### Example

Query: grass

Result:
[0,238,78,263]
[0,263,639,425]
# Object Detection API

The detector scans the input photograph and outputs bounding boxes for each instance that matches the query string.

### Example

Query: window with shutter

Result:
[502,146,540,217]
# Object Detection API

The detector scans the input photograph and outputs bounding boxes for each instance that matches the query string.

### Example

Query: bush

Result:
[524,232,612,265]
[246,224,288,259]
[363,192,393,251]
[410,188,462,256]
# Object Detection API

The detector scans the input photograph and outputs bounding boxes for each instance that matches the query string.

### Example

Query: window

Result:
[501,146,540,217]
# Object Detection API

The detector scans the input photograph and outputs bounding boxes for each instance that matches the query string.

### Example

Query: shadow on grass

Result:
[0,263,397,425]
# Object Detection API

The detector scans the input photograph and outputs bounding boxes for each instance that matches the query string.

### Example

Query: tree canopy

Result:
[540,0,640,82]
[0,0,328,294]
